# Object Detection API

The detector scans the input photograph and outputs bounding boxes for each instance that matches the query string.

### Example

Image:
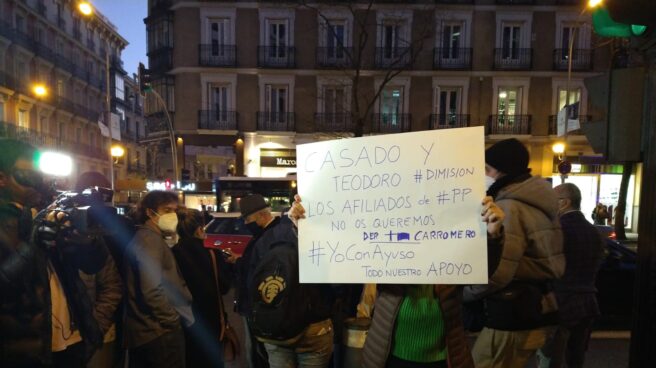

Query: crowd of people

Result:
[0,137,606,368]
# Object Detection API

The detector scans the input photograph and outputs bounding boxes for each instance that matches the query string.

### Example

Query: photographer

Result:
[0,139,106,367]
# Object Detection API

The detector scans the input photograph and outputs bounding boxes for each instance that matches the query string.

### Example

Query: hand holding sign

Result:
[297,127,488,284]
[481,196,504,238]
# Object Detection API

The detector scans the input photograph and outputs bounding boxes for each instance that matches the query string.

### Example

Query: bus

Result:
[214,175,297,213]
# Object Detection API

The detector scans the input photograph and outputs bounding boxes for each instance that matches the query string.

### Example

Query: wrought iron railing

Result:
[198,110,239,130]
[375,47,412,69]
[372,113,412,133]
[552,49,593,71]
[199,44,237,67]
[314,113,354,132]
[487,115,532,134]
[429,114,470,129]
[433,47,472,69]
[257,46,296,68]
[493,48,532,70]
[257,112,295,131]
[316,47,353,68]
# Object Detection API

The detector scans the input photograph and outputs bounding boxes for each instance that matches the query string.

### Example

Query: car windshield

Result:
[206,217,252,236]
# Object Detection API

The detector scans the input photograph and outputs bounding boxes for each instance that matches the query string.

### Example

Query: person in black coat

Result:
[173,208,232,368]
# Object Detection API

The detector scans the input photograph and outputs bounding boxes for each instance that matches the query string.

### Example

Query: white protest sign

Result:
[297,127,488,284]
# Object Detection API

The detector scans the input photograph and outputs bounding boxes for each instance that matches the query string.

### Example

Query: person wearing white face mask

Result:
[123,190,194,368]
[464,138,565,368]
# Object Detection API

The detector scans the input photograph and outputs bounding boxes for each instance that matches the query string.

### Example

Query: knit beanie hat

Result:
[240,194,270,218]
[485,138,530,175]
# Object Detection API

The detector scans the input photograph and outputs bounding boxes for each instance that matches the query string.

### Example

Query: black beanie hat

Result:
[485,138,530,175]
[240,194,270,218]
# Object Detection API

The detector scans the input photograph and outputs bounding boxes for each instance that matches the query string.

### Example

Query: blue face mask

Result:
[246,221,263,237]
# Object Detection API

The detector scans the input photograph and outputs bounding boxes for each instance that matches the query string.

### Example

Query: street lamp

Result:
[560,0,601,161]
[110,144,124,205]
[76,3,117,197]
[33,84,48,97]
[111,145,125,163]
[78,2,93,16]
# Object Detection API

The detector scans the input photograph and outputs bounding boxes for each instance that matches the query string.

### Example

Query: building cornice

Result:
[167,66,604,79]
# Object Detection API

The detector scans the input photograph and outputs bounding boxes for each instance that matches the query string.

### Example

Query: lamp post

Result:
[561,0,605,159]
[110,144,125,205]
[77,2,115,198]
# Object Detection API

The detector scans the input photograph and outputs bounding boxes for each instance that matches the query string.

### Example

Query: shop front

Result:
[144,180,217,212]
[551,157,639,231]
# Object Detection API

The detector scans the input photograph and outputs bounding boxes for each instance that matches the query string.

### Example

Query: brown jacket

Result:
[362,285,474,368]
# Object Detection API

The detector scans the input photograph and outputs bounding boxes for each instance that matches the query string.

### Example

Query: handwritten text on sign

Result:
[297,127,488,284]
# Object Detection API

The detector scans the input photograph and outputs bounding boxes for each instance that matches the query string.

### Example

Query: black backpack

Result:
[249,241,311,340]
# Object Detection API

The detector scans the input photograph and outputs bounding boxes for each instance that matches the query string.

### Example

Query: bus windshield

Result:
[215,176,297,213]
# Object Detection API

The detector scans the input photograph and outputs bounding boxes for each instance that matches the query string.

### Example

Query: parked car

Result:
[203,211,283,256]
[595,225,636,328]
[204,213,252,256]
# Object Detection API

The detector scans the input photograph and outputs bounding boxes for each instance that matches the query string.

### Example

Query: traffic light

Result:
[591,1,650,38]
[138,63,152,93]
[583,68,644,162]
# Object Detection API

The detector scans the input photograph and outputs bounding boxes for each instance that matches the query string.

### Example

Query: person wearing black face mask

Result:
[232,194,275,368]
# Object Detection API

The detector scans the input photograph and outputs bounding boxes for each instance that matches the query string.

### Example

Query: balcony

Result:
[429,114,470,129]
[55,53,76,74]
[258,46,296,68]
[37,2,46,17]
[433,48,472,70]
[199,45,237,67]
[487,115,532,135]
[127,162,147,175]
[110,55,126,73]
[1,121,64,150]
[496,0,535,4]
[56,96,76,114]
[494,48,532,70]
[553,49,593,71]
[198,110,239,130]
[0,121,108,160]
[317,47,352,68]
[375,47,412,69]
[548,115,591,135]
[257,112,295,131]
[148,46,173,73]
[34,42,56,62]
[12,28,35,50]
[314,113,354,132]
[372,113,412,133]
[0,70,16,89]
[73,65,87,81]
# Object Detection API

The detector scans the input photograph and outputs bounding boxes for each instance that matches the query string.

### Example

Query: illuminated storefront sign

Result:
[146,181,197,192]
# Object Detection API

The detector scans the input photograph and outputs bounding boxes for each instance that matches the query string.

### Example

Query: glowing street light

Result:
[111,145,125,159]
[78,2,93,16]
[552,142,566,155]
[588,0,603,9]
[33,84,48,97]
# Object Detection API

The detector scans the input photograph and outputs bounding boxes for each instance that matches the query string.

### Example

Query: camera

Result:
[45,187,117,236]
